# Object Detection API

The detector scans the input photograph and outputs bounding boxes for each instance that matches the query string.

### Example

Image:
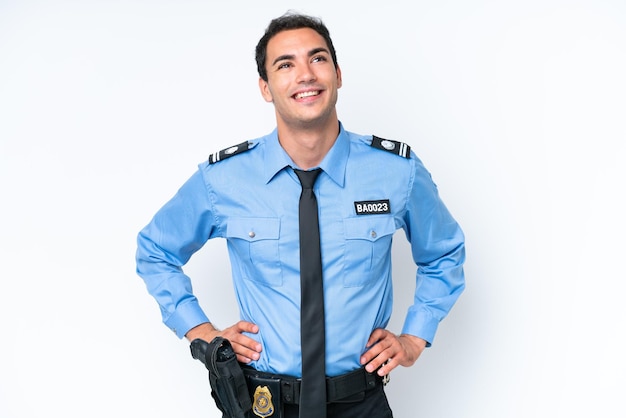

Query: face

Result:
[259,28,342,130]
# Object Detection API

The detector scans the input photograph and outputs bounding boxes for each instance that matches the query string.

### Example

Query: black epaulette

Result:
[208,141,253,164]
[371,135,411,158]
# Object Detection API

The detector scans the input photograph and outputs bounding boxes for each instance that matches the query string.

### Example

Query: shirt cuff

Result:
[163,301,210,339]
[401,307,439,347]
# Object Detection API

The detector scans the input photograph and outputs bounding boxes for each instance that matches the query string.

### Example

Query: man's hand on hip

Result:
[185,321,262,363]
[360,328,427,376]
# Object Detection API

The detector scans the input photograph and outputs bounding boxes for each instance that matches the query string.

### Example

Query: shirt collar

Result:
[262,122,349,188]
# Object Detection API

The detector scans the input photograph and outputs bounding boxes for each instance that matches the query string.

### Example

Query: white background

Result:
[1,0,625,417]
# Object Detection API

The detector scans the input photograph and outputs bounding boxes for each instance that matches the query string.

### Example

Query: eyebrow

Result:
[271,47,330,67]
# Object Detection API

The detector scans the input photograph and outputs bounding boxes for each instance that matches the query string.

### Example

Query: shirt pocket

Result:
[342,216,396,287]
[226,217,283,287]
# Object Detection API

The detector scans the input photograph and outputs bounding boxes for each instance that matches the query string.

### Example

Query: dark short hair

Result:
[255,12,339,81]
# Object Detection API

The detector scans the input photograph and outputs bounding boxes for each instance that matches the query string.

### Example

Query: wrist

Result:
[185,322,218,342]
[400,334,427,350]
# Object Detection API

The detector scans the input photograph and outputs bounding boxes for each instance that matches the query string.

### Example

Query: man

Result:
[136,12,465,418]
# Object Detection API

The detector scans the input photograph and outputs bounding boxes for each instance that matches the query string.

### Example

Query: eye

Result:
[312,55,327,63]
[277,62,292,70]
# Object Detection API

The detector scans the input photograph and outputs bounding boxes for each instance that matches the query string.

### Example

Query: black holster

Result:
[190,337,252,418]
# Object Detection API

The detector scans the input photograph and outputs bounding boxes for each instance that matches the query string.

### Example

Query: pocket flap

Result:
[226,217,280,242]
[343,216,396,242]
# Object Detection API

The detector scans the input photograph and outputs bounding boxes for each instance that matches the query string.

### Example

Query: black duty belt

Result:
[241,365,385,405]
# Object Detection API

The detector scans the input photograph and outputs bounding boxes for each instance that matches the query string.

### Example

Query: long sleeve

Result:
[135,169,215,338]
[401,157,466,346]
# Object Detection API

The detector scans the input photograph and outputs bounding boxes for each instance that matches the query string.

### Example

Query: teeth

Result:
[295,91,319,99]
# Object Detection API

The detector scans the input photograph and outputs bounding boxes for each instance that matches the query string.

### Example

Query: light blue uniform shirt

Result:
[136,123,465,377]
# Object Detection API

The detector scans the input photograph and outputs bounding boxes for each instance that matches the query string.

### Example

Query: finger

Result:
[229,336,260,356]
[360,342,382,366]
[377,357,396,376]
[234,333,262,350]
[236,351,259,364]
[234,320,260,334]
[362,345,393,373]
[363,349,393,373]
[361,329,392,366]
[365,328,387,348]
[222,322,262,360]
[364,334,404,373]
[221,321,259,343]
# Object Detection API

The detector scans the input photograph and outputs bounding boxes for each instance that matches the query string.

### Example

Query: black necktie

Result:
[294,168,326,418]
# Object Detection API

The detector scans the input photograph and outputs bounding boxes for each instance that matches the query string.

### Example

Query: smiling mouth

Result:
[293,90,321,100]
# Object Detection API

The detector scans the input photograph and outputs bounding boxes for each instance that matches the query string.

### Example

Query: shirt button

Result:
[248,231,256,238]
[370,230,377,239]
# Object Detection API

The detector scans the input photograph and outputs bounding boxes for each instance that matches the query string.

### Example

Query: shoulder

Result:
[347,132,432,184]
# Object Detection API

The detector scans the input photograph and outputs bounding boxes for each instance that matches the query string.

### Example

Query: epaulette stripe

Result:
[400,142,410,158]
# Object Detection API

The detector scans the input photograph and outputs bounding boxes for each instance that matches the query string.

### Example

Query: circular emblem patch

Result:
[224,146,239,155]
[380,140,396,150]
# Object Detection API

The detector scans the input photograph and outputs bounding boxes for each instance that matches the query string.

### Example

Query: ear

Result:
[258,78,273,103]
[336,65,342,89]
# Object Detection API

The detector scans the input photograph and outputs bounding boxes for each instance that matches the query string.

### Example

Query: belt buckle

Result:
[382,373,390,386]
[380,360,390,386]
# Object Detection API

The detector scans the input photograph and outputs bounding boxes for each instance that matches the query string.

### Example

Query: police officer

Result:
[136,12,465,418]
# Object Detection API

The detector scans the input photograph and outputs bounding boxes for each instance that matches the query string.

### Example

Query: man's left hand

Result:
[360,329,427,376]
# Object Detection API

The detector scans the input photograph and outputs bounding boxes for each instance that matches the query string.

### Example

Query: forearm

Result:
[136,238,210,338]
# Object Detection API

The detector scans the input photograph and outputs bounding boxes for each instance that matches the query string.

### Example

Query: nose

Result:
[296,62,316,84]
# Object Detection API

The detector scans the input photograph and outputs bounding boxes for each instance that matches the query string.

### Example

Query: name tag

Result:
[354,200,391,215]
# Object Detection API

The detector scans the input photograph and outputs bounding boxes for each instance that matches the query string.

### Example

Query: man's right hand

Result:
[185,321,262,364]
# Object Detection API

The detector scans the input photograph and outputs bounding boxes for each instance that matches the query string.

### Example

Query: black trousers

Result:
[244,385,393,418]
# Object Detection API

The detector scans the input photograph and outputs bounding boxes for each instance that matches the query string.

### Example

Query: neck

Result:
[277,114,340,170]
